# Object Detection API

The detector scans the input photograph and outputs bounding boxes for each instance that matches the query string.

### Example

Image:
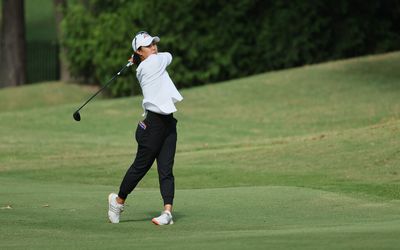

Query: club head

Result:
[73,111,81,122]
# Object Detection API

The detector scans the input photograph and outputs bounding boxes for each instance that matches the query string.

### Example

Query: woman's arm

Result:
[157,52,172,68]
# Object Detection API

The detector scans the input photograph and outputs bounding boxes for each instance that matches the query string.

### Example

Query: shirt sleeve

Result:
[157,52,172,68]
[140,52,172,77]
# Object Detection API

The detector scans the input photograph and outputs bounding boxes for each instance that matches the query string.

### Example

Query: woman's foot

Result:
[108,193,124,223]
[151,211,174,225]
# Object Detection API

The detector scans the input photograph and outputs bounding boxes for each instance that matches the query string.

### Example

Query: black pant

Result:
[118,111,177,205]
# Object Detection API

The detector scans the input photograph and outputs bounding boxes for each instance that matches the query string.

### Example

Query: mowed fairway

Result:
[1,52,400,249]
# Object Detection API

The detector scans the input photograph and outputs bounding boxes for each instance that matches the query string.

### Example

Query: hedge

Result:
[62,0,400,97]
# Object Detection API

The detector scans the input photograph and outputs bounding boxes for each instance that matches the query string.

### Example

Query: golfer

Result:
[108,31,183,225]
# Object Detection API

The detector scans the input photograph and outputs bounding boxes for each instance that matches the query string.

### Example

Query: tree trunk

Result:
[0,0,26,87]
[53,0,71,82]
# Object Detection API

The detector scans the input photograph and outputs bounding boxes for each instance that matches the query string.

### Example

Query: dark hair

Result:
[132,31,148,66]
[133,52,142,66]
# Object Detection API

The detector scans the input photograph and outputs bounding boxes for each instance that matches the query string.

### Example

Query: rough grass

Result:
[0,82,101,112]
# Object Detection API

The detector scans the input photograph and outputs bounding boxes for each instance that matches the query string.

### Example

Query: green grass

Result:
[2,180,400,249]
[1,52,400,249]
[0,82,101,112]
[25,0,57,41]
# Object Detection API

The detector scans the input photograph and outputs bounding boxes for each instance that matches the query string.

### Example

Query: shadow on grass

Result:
[120,211,185,223]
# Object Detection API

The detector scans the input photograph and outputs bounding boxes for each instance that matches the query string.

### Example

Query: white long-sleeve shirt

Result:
[136,52,183,116]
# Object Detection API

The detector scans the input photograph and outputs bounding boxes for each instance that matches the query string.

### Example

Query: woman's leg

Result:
[118,144,157,201]
[118,117,165,201]
[156,121,177,210]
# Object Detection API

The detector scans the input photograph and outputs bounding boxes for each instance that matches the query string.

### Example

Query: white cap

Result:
[132,32,160,52]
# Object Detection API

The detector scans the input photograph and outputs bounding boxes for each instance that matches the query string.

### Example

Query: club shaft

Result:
[74,64,130,113]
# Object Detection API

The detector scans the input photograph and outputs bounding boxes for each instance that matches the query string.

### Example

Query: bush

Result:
[62,0,400,97]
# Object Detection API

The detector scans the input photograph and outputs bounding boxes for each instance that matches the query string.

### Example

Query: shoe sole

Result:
[151,218,160,225]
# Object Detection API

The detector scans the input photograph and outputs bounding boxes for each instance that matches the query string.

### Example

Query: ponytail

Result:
[133,52,141,66]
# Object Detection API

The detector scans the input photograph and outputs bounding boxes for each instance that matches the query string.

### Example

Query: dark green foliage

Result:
[258,0,400,70]
[62,0,400,97]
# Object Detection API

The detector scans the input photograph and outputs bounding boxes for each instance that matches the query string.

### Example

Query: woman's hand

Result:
[128,55,134,64]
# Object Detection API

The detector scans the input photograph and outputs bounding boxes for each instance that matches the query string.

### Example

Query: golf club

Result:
[72,61,133,122]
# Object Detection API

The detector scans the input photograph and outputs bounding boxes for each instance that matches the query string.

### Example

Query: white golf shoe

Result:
[108,193,124,223]
[152,211,174,225]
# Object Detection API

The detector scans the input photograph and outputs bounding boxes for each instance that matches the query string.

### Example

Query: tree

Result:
[53,0,71,82]
[0,0,26,87]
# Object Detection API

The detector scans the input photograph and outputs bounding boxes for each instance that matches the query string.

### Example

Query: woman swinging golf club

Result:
[108,31,183,225]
